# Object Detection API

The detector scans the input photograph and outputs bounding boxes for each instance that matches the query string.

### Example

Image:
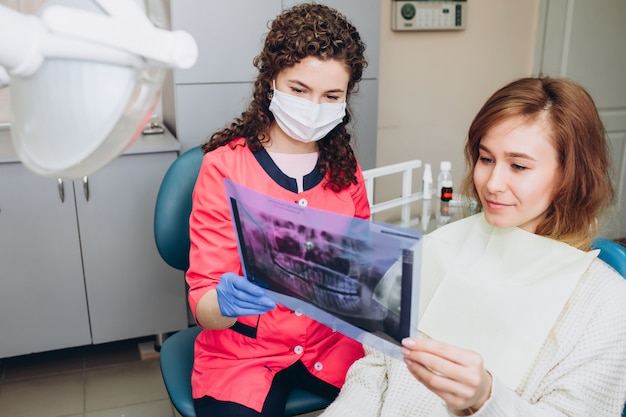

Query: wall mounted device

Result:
[391,0,466,31]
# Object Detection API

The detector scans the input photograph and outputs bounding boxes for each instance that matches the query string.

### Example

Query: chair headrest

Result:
[154,146,204,271]
[591,237,626,278]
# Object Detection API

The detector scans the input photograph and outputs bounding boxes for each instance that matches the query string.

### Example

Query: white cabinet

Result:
[76,152,188,344]
[0,163,91,357]
[0,149,188,358]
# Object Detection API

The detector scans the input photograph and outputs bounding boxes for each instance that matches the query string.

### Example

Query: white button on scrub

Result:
[314,362,323,371]
[294,345,304,354]
[295,309,304,316]
[298,198,308,207]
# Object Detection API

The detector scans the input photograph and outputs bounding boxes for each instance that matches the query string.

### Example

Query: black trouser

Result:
[194,360,339,417]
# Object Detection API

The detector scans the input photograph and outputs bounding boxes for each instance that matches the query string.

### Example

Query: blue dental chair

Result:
[154,146,333,417]
[591,237,626,278]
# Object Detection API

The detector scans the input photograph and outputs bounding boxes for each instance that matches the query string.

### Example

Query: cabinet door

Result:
[348,78,378,170]
[171,0,283,84]
[0,163,91,358]
[75,152,188,344]
[174,82,255,152]
[537,0,626,238]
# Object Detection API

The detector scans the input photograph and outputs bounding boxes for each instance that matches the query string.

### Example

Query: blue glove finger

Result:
[216,272,276,317]
[228,275,276,309]
[219,274,276,317]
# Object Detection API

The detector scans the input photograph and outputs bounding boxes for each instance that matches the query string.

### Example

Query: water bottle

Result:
[437,161,453,201]
[437,161,453,225]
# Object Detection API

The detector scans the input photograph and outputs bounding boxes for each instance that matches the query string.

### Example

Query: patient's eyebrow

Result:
[479,144,537,161]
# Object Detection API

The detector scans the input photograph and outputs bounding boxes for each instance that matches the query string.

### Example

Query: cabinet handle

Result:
[57,178,65,203]
[83,176,90,202]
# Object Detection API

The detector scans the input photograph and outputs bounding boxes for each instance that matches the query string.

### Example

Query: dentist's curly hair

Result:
[202,3,367,191]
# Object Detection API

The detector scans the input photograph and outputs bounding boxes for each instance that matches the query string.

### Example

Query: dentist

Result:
[186,4,371,416]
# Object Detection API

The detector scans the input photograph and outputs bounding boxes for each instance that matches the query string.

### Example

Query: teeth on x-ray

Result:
[273,252,362,313]
[271,216,364,315]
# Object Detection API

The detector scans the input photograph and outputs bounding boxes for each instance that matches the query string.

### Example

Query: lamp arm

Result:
[0,5,46,78]
[0,2,197,83]
[41,33,145,68]
[42,5,198,70]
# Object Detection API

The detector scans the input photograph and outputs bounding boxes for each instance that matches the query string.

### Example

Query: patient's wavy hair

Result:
[202,3,367,192]
[461,77,615,250]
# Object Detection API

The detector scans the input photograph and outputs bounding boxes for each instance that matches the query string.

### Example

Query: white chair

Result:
[362,159,423,228]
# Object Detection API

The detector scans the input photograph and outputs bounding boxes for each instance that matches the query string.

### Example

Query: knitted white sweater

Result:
[320,259,626,417]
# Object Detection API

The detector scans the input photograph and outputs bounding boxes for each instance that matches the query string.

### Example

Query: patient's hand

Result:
[400,337,492,415]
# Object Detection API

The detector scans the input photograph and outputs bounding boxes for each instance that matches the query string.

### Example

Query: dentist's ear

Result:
[268,79,276,100]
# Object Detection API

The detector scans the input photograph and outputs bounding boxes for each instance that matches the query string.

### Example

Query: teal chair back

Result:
[154,146,333,417]
[154,146,204,271]
[591,237,626,278]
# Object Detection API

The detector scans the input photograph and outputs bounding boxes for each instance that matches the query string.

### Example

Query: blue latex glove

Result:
[216,272,276,317]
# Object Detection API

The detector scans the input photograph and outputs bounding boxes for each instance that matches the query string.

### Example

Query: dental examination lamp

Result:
[0,0,198,179]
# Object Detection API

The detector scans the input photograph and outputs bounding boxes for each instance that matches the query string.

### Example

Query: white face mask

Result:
[269,85,346,143]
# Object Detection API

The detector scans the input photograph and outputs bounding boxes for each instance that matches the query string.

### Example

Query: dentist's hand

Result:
[215,272,276,318]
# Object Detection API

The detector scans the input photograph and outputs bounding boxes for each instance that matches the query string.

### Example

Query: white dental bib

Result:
[418,213,598,394]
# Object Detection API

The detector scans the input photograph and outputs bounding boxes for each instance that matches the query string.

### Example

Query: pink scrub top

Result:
[187,138,370,412]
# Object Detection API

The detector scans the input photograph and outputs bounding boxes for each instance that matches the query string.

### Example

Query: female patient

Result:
[321,76,626,417]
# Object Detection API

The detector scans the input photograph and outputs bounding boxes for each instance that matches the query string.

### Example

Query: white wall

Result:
[375,0,540,195]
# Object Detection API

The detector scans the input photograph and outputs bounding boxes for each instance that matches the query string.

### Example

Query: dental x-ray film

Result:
[225,179,422,358]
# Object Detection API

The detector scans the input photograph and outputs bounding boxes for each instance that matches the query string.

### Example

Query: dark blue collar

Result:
[252,147,324,193]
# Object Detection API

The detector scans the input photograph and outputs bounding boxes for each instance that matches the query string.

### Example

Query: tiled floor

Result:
[0,336,179,417]
[0,336,322,417]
